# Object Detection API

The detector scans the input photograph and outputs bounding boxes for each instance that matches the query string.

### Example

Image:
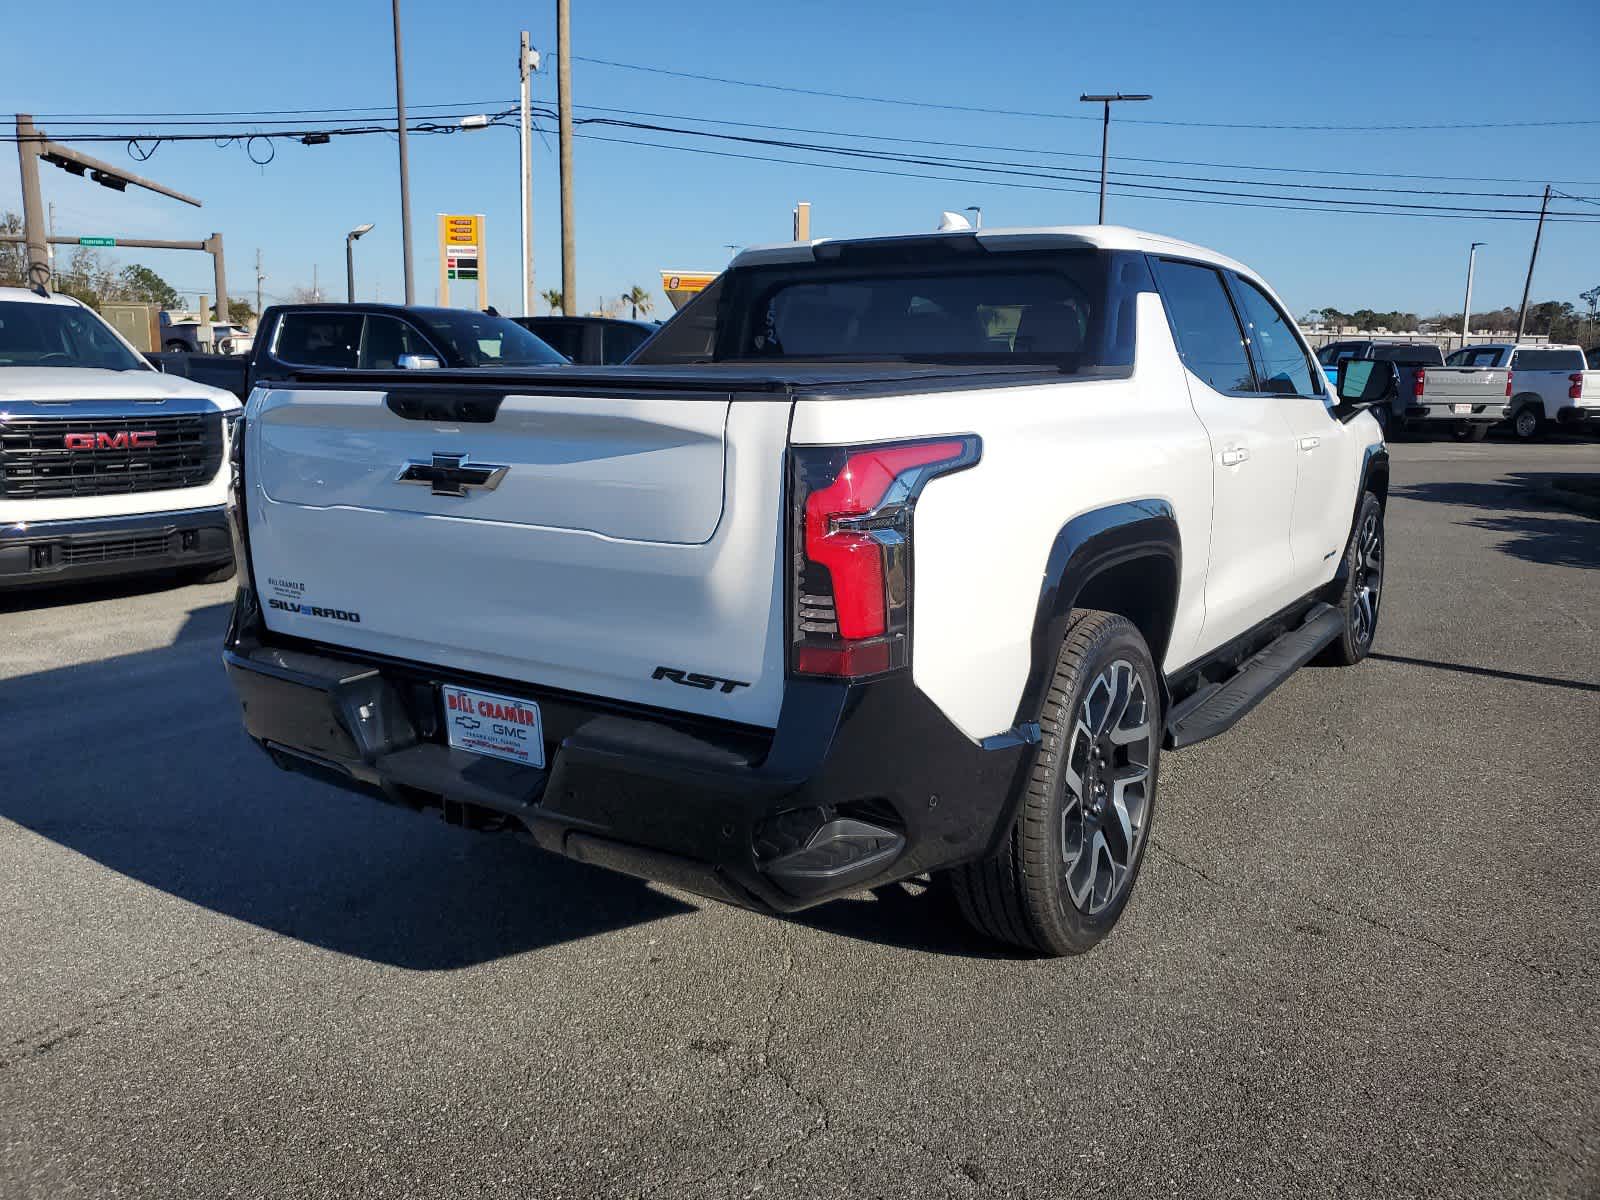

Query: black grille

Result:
[59,532,174,565]
[0,412,224,500]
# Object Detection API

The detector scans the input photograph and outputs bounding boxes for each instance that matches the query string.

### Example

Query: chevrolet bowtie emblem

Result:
[396,452,509,497]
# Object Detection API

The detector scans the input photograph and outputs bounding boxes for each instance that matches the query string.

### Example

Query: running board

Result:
[1166,603,1343,749]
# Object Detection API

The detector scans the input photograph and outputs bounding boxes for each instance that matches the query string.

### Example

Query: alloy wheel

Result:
[1351,508,1383,648]
[1061,660,1153,915]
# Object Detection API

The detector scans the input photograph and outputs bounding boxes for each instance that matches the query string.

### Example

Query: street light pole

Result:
[1079,94,1152,224]
[391,0,415,304]
[346,223,374,302]
[1461,242,1484,350]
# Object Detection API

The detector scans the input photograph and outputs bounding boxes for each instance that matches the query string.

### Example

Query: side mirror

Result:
[397,353,442,370]
[1334,358,1390,413]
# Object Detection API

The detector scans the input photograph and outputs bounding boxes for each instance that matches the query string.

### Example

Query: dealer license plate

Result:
[1453,403,1472,415]
[441,684,545,768]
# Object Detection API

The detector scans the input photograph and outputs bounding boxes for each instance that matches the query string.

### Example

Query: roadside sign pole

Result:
[557,0,576,315]
[519,32,539,317]
[392,0,416,304]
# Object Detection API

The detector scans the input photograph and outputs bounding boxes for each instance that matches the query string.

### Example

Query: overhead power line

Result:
[12,112,1599,224]
[571,55,1600,131]
[28,100,1600,189]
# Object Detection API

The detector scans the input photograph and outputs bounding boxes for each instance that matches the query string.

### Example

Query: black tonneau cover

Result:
[284,361,1065,398]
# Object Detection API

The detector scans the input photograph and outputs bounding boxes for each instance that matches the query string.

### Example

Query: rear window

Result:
[1446,347,1506,367]
[1509,348,1585,372]
[634,245,1149,376]
[1369,344,1444,366]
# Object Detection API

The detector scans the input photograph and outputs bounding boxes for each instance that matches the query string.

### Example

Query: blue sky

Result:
[4,0,1597,320]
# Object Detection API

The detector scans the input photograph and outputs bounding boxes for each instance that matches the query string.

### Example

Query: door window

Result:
[1151,259,1255,393]
[1229,275,1322,396]
[358,315,433,369]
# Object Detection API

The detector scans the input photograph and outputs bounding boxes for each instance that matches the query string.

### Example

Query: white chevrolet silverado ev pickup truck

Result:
[223,226,1389,956]
[0,287,240,592]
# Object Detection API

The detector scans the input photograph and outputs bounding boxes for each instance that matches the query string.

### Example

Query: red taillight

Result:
[1570,373,1584,401]
[1505,370,1514,398]
[790,436,979,679]
[1413,369,1426,399]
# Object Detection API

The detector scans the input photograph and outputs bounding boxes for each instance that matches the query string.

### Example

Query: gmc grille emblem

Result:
[395,451,509,497]
[65,431,158,450]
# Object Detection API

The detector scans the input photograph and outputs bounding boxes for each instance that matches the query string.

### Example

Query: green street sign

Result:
[78,237,116,247]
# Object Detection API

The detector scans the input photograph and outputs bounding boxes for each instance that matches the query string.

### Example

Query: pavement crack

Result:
[1,932,267,1071]
[1149,837,1221,886]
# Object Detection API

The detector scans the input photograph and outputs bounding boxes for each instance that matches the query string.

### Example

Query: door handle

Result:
[1298,436,1321,451]
[1219,447,1250,467]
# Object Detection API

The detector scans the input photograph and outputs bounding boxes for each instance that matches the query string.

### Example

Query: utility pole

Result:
[519,31,540,316]
[255,248,266,319]
[46,201,55,279]
[205,233,230,322]
[1516,185,1551,341]
[391,0,416,303]
[557,0,576,315]
[1461,242,1484,351]
[16,115,49,288]
[1079,94,1152,224]
[312,263,320,303]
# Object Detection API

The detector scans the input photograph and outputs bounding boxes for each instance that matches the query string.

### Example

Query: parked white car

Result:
[0,287,240,591]
[1445,343,1600,438]
[222,224,1388,956]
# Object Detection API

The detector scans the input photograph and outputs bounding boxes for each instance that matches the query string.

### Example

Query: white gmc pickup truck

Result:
[0,287,240,592]
[224,225,1389,956]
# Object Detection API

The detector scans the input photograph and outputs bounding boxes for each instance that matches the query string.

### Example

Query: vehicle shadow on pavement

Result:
[790,880,1032,960]
[0,602,696,970]
[0,569,219,615]
[1391,474,1600,570]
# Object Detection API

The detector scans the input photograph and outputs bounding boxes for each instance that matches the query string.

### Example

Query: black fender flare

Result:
[1010,500,1181,732]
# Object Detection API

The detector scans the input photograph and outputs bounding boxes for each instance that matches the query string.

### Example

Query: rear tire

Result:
[1512,404,1543,440]
[948,610,1160,957]
[1316,492,1384,667]
[1465,422,1490,442]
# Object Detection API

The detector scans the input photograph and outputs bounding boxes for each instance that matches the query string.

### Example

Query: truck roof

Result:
[731,224,1255,277]
[0,286,87,308]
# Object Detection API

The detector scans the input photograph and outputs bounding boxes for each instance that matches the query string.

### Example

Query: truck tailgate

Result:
[244,382,792,727]
[1419,367,1507,404]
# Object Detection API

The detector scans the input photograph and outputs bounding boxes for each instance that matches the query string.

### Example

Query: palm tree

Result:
[622,285,654,321]
[541,288,563,314]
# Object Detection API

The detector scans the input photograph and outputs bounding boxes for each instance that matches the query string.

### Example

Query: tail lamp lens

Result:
[1413,369,1426,399]
[1569,373,1583,401]
[1505,370,1514,398]
[790,436,979,679]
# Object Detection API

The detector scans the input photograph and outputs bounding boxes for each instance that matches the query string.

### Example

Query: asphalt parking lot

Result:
[2,439,1596,1199]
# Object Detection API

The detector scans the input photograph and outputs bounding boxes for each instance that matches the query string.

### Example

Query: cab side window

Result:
[1151,258,1255,394]
[274,312,361,368]
[1229,275,1321,396]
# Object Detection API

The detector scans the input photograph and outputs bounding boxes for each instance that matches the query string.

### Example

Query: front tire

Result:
[1317,492,1384,667]
[949,610,1160,957]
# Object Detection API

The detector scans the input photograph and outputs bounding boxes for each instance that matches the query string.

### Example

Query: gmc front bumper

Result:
[222,623,1029,914]
[0,506,232,591]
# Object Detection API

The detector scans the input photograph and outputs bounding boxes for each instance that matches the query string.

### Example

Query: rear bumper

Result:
[223,628,1030,913]
[0,506,231,590]
[1556,405,1600,427]
[1404,402,1502,423]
